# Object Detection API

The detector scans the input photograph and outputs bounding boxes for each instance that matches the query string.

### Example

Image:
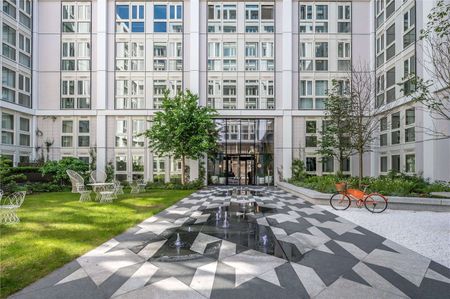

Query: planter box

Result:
[277,181,450,212]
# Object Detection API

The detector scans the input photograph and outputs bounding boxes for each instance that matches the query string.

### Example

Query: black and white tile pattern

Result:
[11,187,450,299]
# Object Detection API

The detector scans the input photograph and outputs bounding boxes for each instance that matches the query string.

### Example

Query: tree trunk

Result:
[359,148,363,187]
[181,155,186,185]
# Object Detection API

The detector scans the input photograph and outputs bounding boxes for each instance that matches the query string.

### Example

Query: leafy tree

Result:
[317,80,355,176]
[40,157,89,185]
[142,90,219,185]
[0,157,26,193]
[407,0,450,123]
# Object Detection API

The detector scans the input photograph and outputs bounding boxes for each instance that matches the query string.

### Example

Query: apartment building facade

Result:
[1,0,449,184]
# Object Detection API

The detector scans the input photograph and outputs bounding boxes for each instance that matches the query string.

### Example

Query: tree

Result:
[317,80,355,176]
[349,63,382,186]
[408,0,450,122]
[142,90,219,185]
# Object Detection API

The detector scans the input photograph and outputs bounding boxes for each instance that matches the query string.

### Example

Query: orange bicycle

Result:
[330,182,388,213]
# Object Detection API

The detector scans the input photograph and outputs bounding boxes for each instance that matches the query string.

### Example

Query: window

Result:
[405,154,415,173]
[322,157,334,173]
[153,4,182,33]
[116,3,144,33]
[116,155,127,171]
[305,136,317,147]
[405,127,415,142]
[337,5,351,33]
[132,119,145,147]
[115,79,145,109]
[391,112,400,129]
[61,120,73,147]
[245,4,259,20]
[380,117,388,131]
[391,155,400,172]
[386,24,395,61]
[403,6,415,48]
[306,121,316,133]
[2,24,16,61]
[386,0,395,19]
[116,120,128,147]
[380,156,388,172]
[386,67,396,103]
[1,113,14,145]
[306,157,316,172]
[380,134,388,146]
[300,5,313,20]
[19,117,30,147]
[78,120,90,147]
[403,56,416,94]
[62,3,91,33]
[315,42,328,57]
[338,42,351,71]
[245,80,259,109]
[391,131,400,144]
[405,108,415,125]
[116,41,145,71]
[62,41,91,71]
[3,1,16,19]
[61,79,90,109]
[2,67,16,103]
[316,5,328,19]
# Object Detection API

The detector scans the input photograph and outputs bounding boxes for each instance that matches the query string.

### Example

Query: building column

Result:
[95,0,108,175]
[148,153,154,182]
[188,0,200,181]
[96,115,107,174]
[281,0,293,181]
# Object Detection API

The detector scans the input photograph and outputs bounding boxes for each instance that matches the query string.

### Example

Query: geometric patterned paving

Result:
[10,187,450,299]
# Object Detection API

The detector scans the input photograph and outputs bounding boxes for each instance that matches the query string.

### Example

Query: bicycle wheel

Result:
[364,193,388,213]
[330,193,351,210]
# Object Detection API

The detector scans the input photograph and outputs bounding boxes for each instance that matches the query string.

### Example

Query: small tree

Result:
[408,0,450,123]
[349,63,382,186]
[142,90,219,185]
[318,80,355,176]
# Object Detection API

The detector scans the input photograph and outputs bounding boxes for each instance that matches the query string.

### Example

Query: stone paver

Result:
[11,187,450,299]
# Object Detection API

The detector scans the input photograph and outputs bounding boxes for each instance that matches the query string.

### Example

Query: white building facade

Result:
[1,0,449,184]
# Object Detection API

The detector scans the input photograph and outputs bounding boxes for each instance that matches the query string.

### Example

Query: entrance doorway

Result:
[224,155,255,185]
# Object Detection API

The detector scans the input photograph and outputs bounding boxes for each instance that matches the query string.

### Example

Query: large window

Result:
[337,4,351,33]
[115,78,145,109]
[2,23,16,61]
[61,79,90,109]
[1,113,14,145]
[116,3,144,33]
[116,41,144,71]
[62,2,91,33]
[153,3,182,33]
[2,67,16,103]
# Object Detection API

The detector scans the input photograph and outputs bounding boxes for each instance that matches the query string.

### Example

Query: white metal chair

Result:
[90,170,107,183]
[130,180,145,194]
[113,179,124,195]
[99,185,116,203]
[0,191,26,224]
[76,184,92,202]
[67,170,85,193]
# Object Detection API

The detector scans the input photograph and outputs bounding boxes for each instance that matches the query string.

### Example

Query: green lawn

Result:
[0,189,194,298]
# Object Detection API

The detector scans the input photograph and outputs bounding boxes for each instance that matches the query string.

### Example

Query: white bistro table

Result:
[87,183,115,202]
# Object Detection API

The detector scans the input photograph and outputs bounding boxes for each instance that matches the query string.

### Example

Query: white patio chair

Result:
[99,185,116,203]
[0,191,26,224]
[76,184,92,202]
[90,170,107,183]
[67,170,85,193]
[113,179,124,195]
[130,181,140,194]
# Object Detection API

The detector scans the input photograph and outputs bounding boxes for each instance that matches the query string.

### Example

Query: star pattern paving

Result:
[11,187,450,299]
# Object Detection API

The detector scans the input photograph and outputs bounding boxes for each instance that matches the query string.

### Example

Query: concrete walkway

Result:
[11,187,450,299]
[321,206,450,268]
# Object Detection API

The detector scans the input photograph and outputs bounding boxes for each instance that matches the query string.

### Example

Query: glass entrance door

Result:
[239,155,255,185]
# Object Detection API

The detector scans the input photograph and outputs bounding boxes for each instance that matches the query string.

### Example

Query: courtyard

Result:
[6,187,450,299]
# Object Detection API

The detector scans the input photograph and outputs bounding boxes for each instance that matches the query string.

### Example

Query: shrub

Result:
[289,173,450,197]
[0,157,26,193]
[40,157,90,186]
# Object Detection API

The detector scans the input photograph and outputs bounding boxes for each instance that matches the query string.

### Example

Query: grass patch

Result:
[0,189,194,298]
[289,174,450,197]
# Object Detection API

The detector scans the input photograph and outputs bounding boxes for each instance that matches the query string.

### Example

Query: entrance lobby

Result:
[208,119,274,185]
